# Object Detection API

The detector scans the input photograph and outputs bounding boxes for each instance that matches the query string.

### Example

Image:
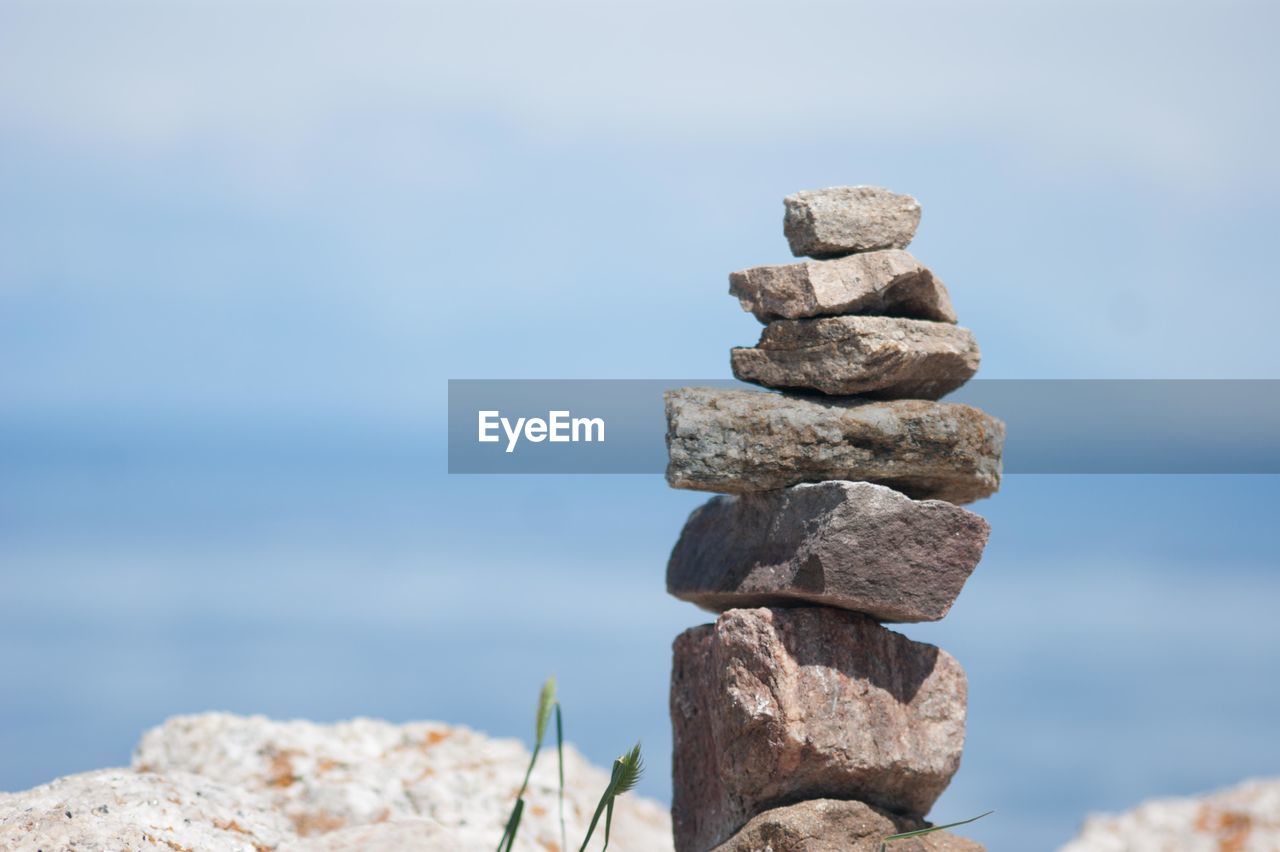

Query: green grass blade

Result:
[515,677,558,804]
[578,744,643,851]
[535,676,556,750]
[516,749,539,799]
[497,797,525,852]
[499,678,558,852]
[556,703,566,852]
[883,810,993,842]
[579,756,622,851]
[612,743,643,795]
[579,788,610,852]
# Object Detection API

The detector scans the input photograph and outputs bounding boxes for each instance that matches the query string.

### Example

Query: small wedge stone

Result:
[729,249,956,324]
[731,315,980,398]
[671,607,967,851]
[667,481,989,622]
[665,387,1003,504]
[784,186,921,257]
[717,799,985,852]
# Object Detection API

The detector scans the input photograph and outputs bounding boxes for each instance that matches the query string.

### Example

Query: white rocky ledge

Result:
[0,712,673,852]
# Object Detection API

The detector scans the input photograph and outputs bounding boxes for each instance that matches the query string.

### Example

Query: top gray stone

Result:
[784,186,922,258]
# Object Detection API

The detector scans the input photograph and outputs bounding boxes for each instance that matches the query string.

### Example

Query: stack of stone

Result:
[664,187,1004,852]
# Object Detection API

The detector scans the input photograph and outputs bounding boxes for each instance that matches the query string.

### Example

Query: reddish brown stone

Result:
[666,481,989,622]
[671,608,967,851]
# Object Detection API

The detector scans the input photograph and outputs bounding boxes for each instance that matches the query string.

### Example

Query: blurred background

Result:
[2,1,1278,847]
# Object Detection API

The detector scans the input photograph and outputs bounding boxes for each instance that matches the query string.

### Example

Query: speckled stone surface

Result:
[665,387,1004,503]
[783,186,922,257]
[667,481,989,622]
[0,768,294,852]
[133,713,672,850]
[0,712,680,851]
[731,315,980,398]
[729,249,955,324]
[671,608,967,851]
[718,799,985,852]
[1061,777,1280,852]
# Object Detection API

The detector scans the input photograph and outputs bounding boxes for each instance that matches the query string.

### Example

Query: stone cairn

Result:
[663,186,1005,851]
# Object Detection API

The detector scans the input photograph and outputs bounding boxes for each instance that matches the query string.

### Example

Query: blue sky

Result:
[2,2,1278,848]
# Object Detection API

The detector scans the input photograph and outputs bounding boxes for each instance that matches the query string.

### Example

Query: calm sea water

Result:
[3,435,1278,849]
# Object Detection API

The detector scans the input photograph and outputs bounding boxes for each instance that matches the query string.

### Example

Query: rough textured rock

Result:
[783,186,922,257]
[1061,777,1280,852]
[667,481,989,622]
[0,714,673,850]
[729,249,956,324]
[665,387,1003,504]
[280,817,475,851]
[133,712,673,851]
[0,768,294,852]
[717,799,985,852]
[731,316,980,398]
[671,608,967,852]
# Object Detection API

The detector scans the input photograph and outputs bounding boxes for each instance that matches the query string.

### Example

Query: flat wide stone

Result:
[671,608,966,852]
[729,249,956,324]
[717,799,985,852]
[666,481,989,622]
[784,186,921,257]
[665,387,1003,504]
[731,316,980,398]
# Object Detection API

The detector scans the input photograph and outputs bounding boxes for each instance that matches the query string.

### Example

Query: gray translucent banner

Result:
[447,380,1280,474]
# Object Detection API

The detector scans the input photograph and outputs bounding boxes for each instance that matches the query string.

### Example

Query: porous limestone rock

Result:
[729,249,956,324]
[664,387,1003,504]
[1060,777,1280,852]
[670,608,967,852]
[0,768,293,852]
[667,481,989,622]
[783,186,922,257]
[717,799,985,852]
[133,712,672,851]
[279,817,475,851]
[731,315,980,398]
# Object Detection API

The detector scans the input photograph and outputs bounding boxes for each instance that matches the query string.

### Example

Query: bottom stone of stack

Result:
[671,607,967,852]
[716,798,984,851]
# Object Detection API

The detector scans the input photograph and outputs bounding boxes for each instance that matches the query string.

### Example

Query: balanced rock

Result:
[671,607,967,852]
[667,481,989,622]
[0,769,294,851]
[717,799,985,852]
[784,186,921,257]
[731,315,980,398]
[729,249,956,324]
[665,387,1003,503]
